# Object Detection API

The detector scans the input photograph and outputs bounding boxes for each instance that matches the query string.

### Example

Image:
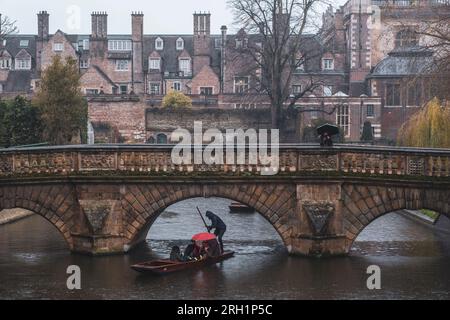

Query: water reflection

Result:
[1,198,450,300]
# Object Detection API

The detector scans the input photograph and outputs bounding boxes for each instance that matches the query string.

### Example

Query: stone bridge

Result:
[0,144,449,257]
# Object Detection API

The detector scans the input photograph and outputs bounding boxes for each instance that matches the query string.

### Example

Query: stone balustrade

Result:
[1,144,449,178]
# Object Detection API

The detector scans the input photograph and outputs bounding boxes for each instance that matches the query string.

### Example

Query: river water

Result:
[1,197,450,300]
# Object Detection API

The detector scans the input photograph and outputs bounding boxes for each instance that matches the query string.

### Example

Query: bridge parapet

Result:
[0,145,449,179]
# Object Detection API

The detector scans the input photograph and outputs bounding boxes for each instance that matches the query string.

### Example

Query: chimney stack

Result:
[37,11,49,40]
[91,12,108,39]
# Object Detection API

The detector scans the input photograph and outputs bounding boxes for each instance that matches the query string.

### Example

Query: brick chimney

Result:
[131,12,144,93]
[37,11,49,40]
[91,12,108,39]
[193,12,212,76]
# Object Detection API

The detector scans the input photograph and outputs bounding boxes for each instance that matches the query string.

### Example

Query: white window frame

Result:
[322,58,334,70]
[15,58,31,70]
[85,89,99,95]
[173,82,181,91]
[19,40,29,47]
[234,76,250,94]
[366,104,375,118]
[178,58,191,77]
[336,104,350,138]
[53,43,64,52]
[149,82,161,95]
[200,87,214,95]
[176,38,184,51]
[108,40,132,52]
[292,85,302,95]
[115,60,129,71]
[80,59,89,69]
[149,58,161,71]
[155,37,164,50]
[83,39,90,50]
[0,58,11,69]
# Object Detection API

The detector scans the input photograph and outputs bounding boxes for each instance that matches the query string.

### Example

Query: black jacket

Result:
[206,212,226,231]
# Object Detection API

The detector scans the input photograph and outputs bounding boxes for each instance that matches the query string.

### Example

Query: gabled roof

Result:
[2,35,36,59]
[15,48,32,59]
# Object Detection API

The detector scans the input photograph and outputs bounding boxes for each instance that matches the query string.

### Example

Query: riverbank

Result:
[0,209,34,225]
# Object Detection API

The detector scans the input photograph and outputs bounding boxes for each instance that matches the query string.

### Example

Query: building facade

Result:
[0,0,448,143]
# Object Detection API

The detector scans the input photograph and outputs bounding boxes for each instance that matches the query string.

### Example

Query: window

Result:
[108,40,132,51]
[234,76,249,94]
[15,58,31,70]
[323,85,333,97]
[149,83,161,95]
[83,39,90,50]
[0,84,3,93]
[176,38,184,50]
[149,58,161,71]
[19,40,29,47]
[156,133,168,144]
[179,58,191,76]
[200,87,213,95]
[385,83,401,106]
[0,58,11,69]
[115,60,129,71]
[366,104,375,117]
[407,82,422,106]
[214,38,222,49]
[322,58,334,70]
[395,30,418,48]
[155,37,164,50]
[310,108,319,119]
[80,59,89,69]
[53,43,64,52]
[295,57,305,72]
[336,104,350,137]
[173,82,181,91]
[292,85,302,95]
[120,85,128,95]
[86,89,99,95]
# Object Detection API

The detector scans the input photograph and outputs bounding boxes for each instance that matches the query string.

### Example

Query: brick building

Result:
[0,0,448,143]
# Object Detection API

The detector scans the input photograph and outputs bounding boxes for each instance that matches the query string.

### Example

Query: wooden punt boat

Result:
[130,251,235,275]
[229,202,255,214]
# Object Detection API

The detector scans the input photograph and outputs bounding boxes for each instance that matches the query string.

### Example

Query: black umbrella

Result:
[317,123,340,136]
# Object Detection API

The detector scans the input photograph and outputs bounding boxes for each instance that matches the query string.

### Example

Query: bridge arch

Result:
[119,183,296,251]
[0,185,77,250]
[342,184,450,252]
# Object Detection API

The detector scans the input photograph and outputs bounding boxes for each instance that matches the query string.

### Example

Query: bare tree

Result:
[0,14,18,41]
[228,0,328,128]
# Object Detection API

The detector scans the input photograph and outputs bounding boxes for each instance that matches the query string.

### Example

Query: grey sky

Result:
[1,0,348,35]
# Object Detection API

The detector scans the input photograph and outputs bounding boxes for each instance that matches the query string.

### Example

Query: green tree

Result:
[361,121,374,142]
[33,56,87,145]
[162,90,192,108]
[397,98,450,148]
[0,96,43,148]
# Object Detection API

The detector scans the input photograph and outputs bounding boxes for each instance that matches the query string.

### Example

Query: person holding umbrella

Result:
[317,123,340,147]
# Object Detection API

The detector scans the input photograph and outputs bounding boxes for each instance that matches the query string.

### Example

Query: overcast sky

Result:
[1,0,348,35]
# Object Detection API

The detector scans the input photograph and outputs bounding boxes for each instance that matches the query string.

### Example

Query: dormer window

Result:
[53,43,64,52]
[149,58,161,71]
[19,40,29,47]
[108,40,132,51]
[15,58,31,70]
[155,37,164,50]
[322,58,334,70]
[176,38,184,50]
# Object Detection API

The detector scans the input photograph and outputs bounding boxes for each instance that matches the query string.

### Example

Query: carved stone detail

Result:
[79,200,114,233]
[303,201,334,235]
[80,153,115,170]
[300,154,337,171]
